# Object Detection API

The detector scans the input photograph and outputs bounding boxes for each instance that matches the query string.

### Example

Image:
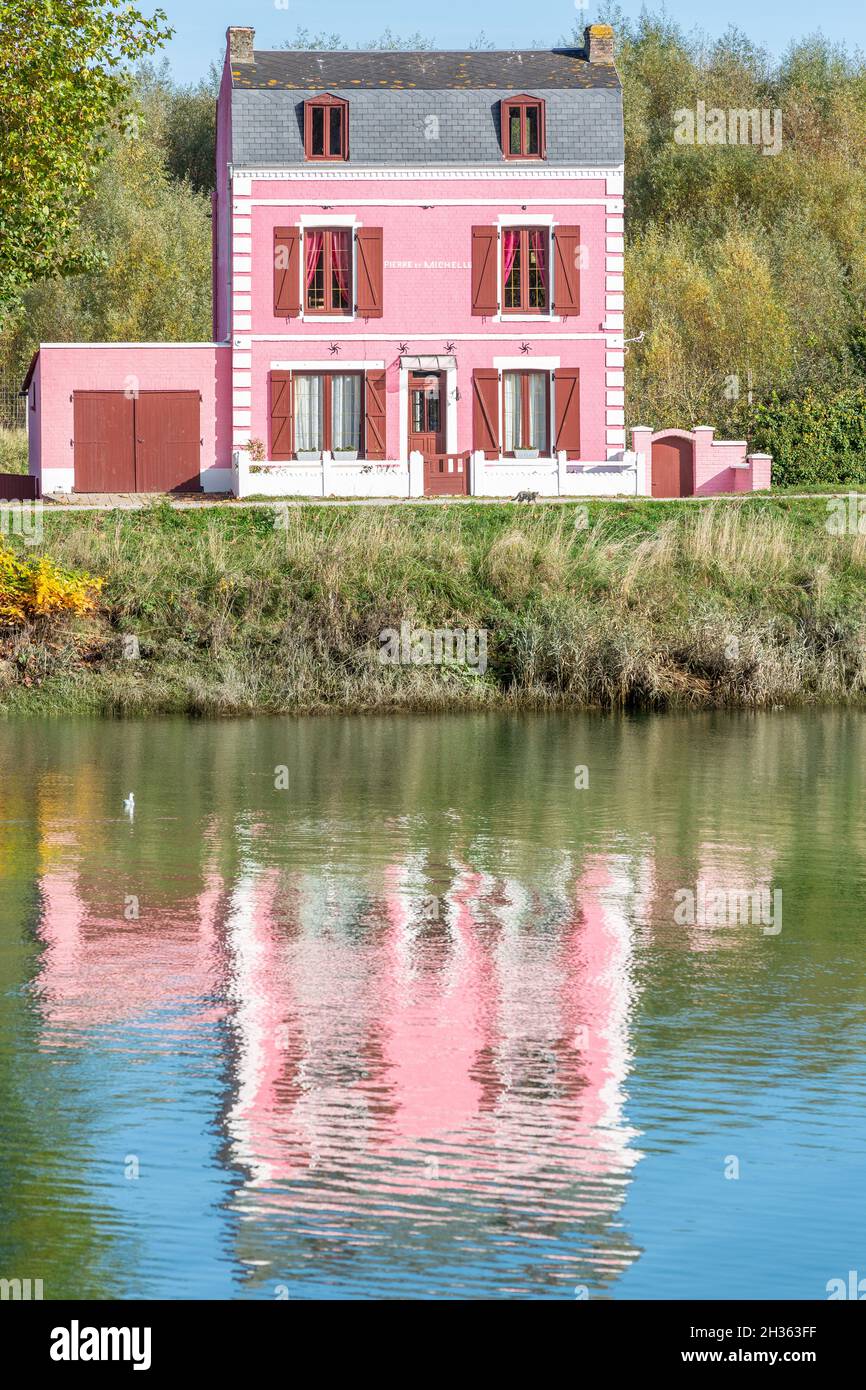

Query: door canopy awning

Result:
[400,355,457,372]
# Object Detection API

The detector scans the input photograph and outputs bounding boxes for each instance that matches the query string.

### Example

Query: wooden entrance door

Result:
[651,435,694,498]
[408,372,445,460]
[73,390,202,492]
[73,392,136,492]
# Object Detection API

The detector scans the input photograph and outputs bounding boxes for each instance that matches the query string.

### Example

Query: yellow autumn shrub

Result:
[0,545,103,626]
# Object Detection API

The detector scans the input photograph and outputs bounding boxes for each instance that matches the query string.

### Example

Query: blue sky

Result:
[160,0,866,84]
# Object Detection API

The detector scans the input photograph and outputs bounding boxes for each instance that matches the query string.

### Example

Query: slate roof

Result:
[230,48,623,169]
[230,48,620,92]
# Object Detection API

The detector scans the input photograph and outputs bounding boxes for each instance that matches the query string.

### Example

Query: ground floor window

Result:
[503,370,549,455]
[294,372,362,454]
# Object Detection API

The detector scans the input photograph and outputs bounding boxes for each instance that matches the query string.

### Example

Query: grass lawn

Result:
[1,495,865,716]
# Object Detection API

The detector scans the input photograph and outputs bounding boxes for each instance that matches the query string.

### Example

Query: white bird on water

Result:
[124,792,135,817]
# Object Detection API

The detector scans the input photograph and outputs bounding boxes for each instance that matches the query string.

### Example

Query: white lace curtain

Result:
[295,375,323,451]
[294,375,361,453]
[504,372,547,452]
[331,375,361,451]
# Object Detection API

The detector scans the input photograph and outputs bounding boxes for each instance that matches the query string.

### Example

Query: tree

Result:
[0,80,213,381]
[0,0,172,308]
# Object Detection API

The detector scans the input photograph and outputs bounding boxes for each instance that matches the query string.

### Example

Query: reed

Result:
[3,497,866,715]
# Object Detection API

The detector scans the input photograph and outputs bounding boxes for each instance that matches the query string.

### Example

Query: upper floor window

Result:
[304,94,349,161]
[305,228,352,315]
[501,95,546,159]
[503,227,549,314]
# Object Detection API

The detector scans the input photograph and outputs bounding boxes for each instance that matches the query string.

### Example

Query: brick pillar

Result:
[631,426,652,496]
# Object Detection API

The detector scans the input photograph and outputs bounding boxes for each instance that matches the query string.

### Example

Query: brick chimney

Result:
[227,26,255,65]
[585,23,615,65]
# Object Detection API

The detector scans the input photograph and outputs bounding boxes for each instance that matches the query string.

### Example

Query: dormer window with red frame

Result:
[304,94,349,161]
[501,95,546,159]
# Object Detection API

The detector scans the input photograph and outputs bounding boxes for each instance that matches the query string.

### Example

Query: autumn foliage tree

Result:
[0,0,171,309]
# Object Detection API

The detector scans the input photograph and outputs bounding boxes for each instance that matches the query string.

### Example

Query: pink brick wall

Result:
[32,345,232,488]
[236,175,620,463]
[213,59,233,344]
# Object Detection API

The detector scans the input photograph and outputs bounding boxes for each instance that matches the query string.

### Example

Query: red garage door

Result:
[73,391,201,493]
[135,392,201,492]
[73,393,135,492]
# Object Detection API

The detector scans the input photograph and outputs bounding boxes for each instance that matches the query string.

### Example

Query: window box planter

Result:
[514,448,540,460]
[295,450,323,462]
[333,450,359,462]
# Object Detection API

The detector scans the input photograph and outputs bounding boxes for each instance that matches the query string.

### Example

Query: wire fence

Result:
[0,383,27,431]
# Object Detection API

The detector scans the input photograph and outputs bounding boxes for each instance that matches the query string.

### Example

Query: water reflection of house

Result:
[30,786,654,1295]
[220,851,646,1294]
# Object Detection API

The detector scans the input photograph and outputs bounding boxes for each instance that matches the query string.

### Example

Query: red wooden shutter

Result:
[554,369,581,459]
[365,370,387,459]
[473,369,500,458]
[553,226,581,316]
[273,227,301,317]
[270,372,293,459]
[356,228,383,317]
[471,226,498,316]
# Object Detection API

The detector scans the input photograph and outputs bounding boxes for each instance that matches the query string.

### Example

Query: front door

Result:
[408,372,445,459]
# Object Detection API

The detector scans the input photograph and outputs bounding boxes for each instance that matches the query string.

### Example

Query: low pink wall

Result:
[32,344,232,487]
[632,427,772,495]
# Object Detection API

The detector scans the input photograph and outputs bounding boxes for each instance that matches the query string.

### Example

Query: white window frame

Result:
[495,216,557,323]
[298,216,361,323]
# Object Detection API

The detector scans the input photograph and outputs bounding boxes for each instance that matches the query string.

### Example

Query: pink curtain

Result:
[305,231,323,289]
[531,230,547,289]
[331,229,350,298]
[504,230,519,287]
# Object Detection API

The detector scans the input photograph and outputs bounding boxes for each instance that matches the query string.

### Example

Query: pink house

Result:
[21,24,769,498]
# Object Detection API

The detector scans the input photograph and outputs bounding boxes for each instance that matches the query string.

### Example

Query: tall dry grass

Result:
[3,498,866,715]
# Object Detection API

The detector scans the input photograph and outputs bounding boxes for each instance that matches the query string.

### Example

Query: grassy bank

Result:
[2,497,866,716]
[0,428,28,474]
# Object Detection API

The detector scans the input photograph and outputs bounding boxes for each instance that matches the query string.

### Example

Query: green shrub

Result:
[748,390,866,487]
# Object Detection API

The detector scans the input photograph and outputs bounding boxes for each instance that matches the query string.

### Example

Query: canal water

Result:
[0,711,864,1299]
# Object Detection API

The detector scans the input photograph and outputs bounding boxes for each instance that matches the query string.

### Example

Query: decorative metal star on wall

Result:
[329,343,342,356]
[444,341,456,353]
[519,342,532,354]
[398,343,409,355]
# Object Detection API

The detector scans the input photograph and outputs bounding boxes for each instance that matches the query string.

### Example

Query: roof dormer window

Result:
[304,94,349,161]
[501,95,546,160]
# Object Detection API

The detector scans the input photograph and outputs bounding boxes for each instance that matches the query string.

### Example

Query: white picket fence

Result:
[232,449,646,499]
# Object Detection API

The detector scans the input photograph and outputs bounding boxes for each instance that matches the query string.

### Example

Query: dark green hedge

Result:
[749,390,866,488]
